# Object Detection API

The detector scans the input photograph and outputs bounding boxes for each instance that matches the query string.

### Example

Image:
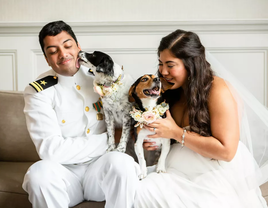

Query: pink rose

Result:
[142,111,157,123]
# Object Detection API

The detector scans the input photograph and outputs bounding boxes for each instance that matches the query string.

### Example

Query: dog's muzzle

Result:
[78,51,94,75]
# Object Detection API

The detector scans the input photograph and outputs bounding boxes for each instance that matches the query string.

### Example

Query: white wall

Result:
[0,0,267,22]
[0,1,268,107]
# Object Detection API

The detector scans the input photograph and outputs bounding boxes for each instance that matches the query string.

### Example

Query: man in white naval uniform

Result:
[22,20,140,208]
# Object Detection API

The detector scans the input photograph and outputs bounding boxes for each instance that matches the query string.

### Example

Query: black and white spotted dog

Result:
[78,51,133,152]
[128,74,173,179]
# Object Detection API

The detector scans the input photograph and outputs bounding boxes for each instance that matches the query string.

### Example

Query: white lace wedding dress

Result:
[134,52,268,208]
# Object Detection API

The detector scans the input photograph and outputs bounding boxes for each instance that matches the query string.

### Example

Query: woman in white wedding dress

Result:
[134,29,268,208]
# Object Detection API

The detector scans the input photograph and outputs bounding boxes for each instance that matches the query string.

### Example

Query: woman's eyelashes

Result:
[158,63,174,69]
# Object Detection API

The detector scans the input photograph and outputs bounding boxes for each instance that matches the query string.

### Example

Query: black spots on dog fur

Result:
[84,51,114,77]
[97,56,114,77]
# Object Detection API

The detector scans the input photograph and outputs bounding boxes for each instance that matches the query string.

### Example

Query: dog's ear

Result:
[160,77,173,93]
[97,56,114,76]
[128,85,136,102]
[129,76,143,102]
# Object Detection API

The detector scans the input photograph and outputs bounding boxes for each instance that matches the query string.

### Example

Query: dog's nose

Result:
[153,77,160,83]
[78,51,85,58]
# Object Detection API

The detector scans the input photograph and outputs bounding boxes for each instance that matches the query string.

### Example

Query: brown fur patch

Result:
[135,75,158,98]
[129,74,172,103]
[160,77,173,92]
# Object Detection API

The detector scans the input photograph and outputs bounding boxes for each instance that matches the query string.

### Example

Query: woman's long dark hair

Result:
[158,29,213,136]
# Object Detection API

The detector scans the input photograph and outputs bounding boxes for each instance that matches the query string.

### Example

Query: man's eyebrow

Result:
[45,39,72,50]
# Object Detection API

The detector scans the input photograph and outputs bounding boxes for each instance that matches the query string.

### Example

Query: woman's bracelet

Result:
[181,128,187,146]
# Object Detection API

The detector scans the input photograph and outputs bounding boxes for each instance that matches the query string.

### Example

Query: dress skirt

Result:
[134,142,267,208]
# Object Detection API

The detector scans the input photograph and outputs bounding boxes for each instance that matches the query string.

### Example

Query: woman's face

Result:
[158,49,188,90]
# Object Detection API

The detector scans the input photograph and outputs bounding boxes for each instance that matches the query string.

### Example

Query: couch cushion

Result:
[0,192,32,208]
[0,161,105,208]
[260,182,268,204]
[72,201,105,208]
[0,161,33,194]
[0,161,32,208]
[0,91,39,162]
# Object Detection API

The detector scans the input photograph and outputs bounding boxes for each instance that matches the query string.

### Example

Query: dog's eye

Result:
[141,77,148,82]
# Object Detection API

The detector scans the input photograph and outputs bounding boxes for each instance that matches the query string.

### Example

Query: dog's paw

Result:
[156,167,166,173]
[115,147,126,153]
[156,163,166,173]
[139,166,147,180]
[156,169,166,173]
[138,173,147,180]
[106,144,116,152]
[115,143,127,153]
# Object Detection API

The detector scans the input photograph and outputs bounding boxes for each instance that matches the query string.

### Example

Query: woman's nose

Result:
[160,66,169,75]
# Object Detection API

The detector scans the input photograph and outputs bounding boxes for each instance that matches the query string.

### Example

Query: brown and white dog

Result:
[128,74,172,179]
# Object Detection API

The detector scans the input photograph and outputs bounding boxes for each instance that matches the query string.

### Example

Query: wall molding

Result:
[209,47,268,107]
[83,48,157,54]
[0,50,18,90]
[0,20,268,36]
[31,50,42,80]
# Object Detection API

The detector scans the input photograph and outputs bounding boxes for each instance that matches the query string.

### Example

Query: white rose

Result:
[133,111,142,121]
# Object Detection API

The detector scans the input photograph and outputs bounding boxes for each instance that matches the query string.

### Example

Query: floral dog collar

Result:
[94,74,123,97]
[130,102,169,128]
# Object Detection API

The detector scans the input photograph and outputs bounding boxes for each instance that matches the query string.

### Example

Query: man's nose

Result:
[59,48,67,58]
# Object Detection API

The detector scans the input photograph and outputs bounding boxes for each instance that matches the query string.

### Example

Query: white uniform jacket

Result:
[24,66,108,165]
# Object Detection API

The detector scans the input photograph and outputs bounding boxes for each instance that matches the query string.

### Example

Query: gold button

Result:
[87,128,90,134]
[76,85,81,90]
[62,120,65,124]
[85,106,89,112]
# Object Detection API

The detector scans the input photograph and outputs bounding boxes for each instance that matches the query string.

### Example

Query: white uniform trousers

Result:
[22,152,140,208]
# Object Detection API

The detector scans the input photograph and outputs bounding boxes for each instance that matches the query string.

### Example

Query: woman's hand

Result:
[143,139,159,151]
[144,110,180,139]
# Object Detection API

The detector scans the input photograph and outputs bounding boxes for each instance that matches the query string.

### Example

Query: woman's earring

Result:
[188,76,190,81]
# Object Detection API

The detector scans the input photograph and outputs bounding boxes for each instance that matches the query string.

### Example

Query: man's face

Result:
[43,31,81,76]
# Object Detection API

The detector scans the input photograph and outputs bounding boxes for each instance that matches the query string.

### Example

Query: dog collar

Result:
[114,73,124,83]
[94,74,124,97]
[103,73,124,88]
[130,102,169,128]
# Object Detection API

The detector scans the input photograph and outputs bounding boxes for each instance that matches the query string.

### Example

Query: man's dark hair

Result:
[39,20,78,56]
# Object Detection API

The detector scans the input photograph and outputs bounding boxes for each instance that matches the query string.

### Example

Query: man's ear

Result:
[160,77,173,93]
[77,42,81,51]
[128,85,136,102]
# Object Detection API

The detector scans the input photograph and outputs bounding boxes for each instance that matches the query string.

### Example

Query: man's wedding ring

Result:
[153,127,156,132]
